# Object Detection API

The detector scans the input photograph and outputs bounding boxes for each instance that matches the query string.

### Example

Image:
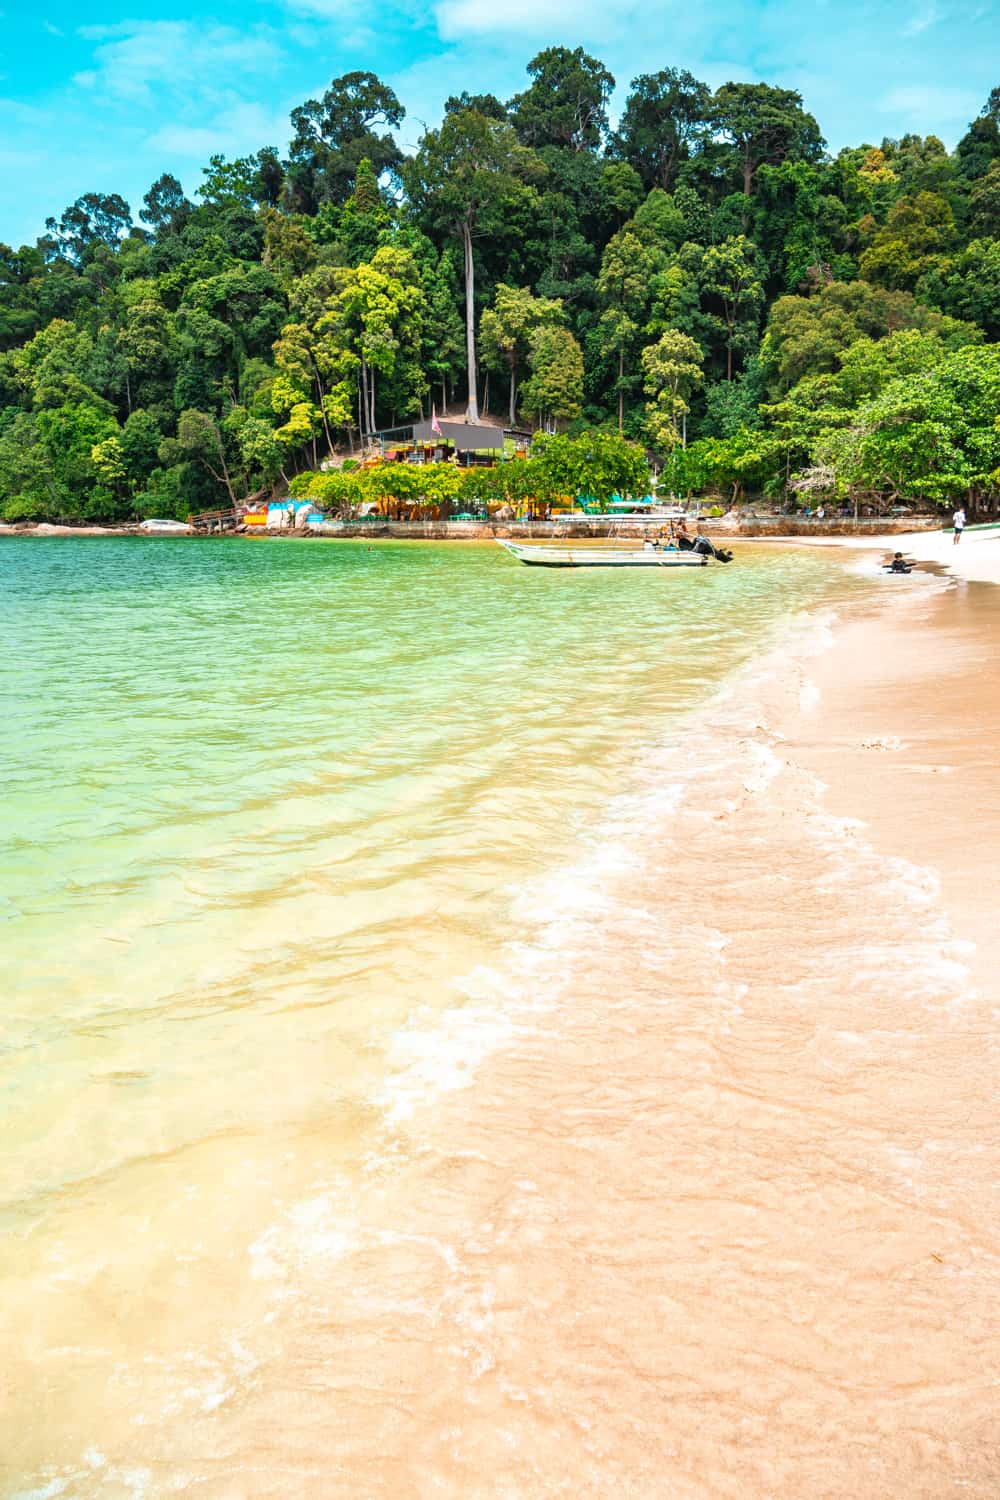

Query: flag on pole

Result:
[431,404,443,437]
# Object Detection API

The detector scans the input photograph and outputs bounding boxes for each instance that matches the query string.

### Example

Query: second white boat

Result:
[497,540,710,569]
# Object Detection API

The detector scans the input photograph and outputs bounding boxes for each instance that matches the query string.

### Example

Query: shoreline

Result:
[184,563,1000,1496]
[6,534,1000,1494]
[0,516,950,542]
[757,521,1000,589]
[788,571,1000,1000]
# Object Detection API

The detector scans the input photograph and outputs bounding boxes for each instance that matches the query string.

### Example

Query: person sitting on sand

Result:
[885,552,912,574]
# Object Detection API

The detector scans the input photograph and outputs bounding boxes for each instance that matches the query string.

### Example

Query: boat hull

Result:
[496,541,707,569]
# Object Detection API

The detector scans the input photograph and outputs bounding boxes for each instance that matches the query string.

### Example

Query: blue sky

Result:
[1,0,997,246]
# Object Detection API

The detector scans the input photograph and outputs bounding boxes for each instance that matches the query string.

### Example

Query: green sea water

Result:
[0,535,870,1487]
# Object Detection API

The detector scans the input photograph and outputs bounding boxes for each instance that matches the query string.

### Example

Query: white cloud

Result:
[281,0,359,15]
[73,20,282,105]
[878,83,978,120]
[147,101,293,159]
[903,4,940,35]
[435,0,609,38]
[143,124,221,157]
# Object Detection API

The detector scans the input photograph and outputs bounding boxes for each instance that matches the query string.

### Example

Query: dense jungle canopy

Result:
[2,51,1000,522]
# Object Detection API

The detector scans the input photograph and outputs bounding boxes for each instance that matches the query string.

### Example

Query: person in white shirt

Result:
[953,506,966,544]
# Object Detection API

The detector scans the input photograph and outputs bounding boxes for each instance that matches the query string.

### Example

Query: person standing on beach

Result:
[953,506,966,544]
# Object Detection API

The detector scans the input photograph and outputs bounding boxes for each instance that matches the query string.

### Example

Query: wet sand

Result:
[75,566,997,1498]
[793,573,1000,1000]
[7,547,999,1497]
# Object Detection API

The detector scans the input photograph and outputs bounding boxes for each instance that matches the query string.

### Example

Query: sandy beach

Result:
[4,532,999,1496]
[154,545,999,1498]
[778,518,1000,585]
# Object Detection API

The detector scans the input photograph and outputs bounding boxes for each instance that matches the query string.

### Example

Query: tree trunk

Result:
[202,455,236,507]
[743,157,754,196]
[309,352,334,455]
[462,220,479,423]
[726,341,733,382]
[618,349,624,432]
[509,366,516,427]
[314,372,333,455]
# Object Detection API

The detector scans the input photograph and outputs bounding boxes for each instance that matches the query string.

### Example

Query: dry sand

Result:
[772,518,1000,587]
[97,552,998,1498]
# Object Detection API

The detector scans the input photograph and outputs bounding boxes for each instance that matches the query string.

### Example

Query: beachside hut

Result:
[266,499,326,530]
[373,421,533,468]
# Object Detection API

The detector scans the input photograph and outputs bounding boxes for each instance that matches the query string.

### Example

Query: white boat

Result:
[138,518,193,534]
[497,540,708,568]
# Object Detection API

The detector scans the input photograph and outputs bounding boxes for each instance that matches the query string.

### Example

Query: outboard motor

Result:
[692,534,734,564]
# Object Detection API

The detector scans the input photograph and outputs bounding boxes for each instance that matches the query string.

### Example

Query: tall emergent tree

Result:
[286,72,404,213]
[712,83,825,196]
[613,69,712,189]
[509,46,615,153]
[405,109,544,422]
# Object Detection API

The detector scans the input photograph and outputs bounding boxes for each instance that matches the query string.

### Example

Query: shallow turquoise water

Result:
[0,535,868,1483]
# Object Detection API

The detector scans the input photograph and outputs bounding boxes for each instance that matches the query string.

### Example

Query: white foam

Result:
[249,1190,358,1281]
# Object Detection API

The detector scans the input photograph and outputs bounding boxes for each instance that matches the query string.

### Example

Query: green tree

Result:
[262,210,317,283]
[697,235,765,380]
[326,158,392,263]
[597,228,661,428]
[197,151,284,210]
[286,72,404,213]
[479,283,564,424]
[140,175,192,236]
[160,409,238,505]
[918,238,1000,341]
[519,326,584,430]
[509,46,615,152]
[120,409,164,487]
[711,83,825,196]
[43,193,133,263]
[326,246,428,439]
[641,329,704,450]
[955,88,1000,181]
[613,69,712,190]
[820,346,1000,509]
[760,279,980,395]
[858,192,955,290]
[531,429,650,504]
[969,161,1000,236]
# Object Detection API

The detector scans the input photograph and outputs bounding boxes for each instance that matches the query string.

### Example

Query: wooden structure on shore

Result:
[373,420,532,468]
[189,507,245,533]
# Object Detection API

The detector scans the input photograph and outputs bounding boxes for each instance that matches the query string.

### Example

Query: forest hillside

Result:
[2,52,999,521]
